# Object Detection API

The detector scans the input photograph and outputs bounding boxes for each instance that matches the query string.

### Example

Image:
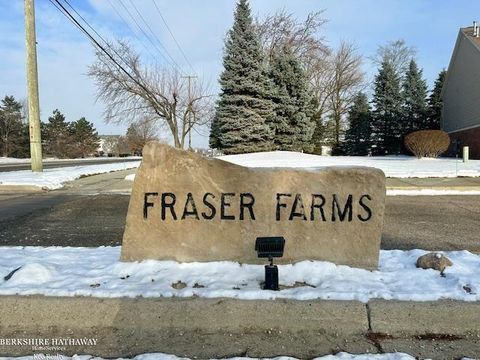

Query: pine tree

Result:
[268,46,315,151]
[209,115,221,149]
[44,109,72,158]
[70,117,100,158]
[10,123,31,158]
[426,69,446,130]
[371,60,404,155]
[210,0,275,154]
[0,96,23,157]
[402,59,428,134]
[343,93,372,156]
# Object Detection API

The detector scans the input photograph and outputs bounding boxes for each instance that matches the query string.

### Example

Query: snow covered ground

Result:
[0,157,32,164]
[387,189,480,196]
[0,161,141,190]
[125,172,480,195]
[0,353,418,360]
[219,152,480,178]
[0,246,478,302]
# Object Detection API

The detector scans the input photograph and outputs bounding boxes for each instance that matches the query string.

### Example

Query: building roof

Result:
[461,26,480,50]
[440,25,480,99]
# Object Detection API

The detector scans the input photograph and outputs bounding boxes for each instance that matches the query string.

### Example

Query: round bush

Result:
[404,130,450,158]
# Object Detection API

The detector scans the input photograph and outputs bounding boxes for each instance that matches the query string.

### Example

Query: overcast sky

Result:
[0,0,479,148]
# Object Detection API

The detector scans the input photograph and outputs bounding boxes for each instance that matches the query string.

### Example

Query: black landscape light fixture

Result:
[255,236,285,291]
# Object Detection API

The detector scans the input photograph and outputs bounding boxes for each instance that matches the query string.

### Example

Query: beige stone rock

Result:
[416,252,453,273]
[121,142,386,269]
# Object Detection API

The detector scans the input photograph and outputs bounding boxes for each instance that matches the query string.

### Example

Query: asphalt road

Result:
[0,185,479,251]
[0,158,140,172]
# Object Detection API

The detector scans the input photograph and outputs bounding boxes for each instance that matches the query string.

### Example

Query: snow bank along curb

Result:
[1,247,479,302]
[0,296,479,358]
[0,161,141,190]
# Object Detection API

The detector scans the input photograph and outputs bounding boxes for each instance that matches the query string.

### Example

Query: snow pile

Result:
[219,151,480,178]
[0,161,141,190]
[0,247,479,302]
[0,352,417,360]
[6,263,56,285]
[125,173,136,181]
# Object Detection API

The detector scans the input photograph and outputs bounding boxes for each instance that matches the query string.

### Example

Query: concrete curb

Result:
[0,185,46,193]
[369,299,480,336]
[0,296,372,358]
[0,295,479,358]
[368,300,480,357]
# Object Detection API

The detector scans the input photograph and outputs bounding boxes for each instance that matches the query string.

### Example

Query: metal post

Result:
[25,0,43,172]
[463,146,469,163]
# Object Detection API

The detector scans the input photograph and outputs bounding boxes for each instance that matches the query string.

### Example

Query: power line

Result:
[151,0,195,74]
[117,0,184,74]
[61,0,136,72]
[48,0,153,100]
[117,0,170,65]
[125,0,182,71]
[106,0,159,66]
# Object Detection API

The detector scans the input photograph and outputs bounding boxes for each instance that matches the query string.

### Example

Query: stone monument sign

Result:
[121,142,386,269]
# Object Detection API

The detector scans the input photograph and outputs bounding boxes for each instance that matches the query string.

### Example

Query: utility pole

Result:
[25,0,43,172]
[181,75,197,150]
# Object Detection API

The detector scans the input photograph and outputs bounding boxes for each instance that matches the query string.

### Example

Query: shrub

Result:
[404,130,450,158]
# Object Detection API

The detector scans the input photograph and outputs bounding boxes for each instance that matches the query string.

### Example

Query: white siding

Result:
[442,31,480,132]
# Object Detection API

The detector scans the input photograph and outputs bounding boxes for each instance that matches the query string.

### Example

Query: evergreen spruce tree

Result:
[210,0,275,154]
[402,59,428,134]
[208,115,221,149]
[371,60,404,155]
[426,69,446,130]
[44,109,72,158]
[343,93,372,156]
[70,117,100,158]
[10,123,31,158]
[0,96,23,157]
[268,46,315,151]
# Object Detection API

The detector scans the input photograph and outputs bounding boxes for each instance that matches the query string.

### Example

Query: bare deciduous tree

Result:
[88,41,213,149]
[255,10,335,138]
[310,55,335,120]
[255,9,329,65]
[126,118,159,154]
[328,41,365,147]
[371,39,416,76]
[256,11,367,151]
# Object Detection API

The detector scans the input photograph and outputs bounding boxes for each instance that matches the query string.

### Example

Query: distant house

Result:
[442,22,480,159]
[97,135,130,157]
